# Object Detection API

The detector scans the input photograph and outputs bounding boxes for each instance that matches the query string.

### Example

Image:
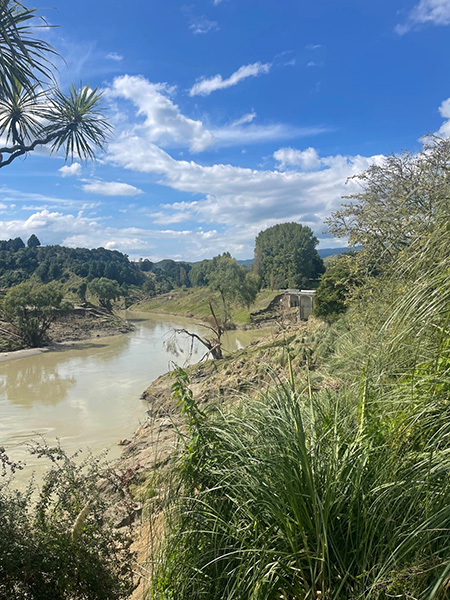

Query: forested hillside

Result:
[0,239,144,288]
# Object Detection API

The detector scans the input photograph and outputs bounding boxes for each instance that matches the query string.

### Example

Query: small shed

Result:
[282,289,316,320]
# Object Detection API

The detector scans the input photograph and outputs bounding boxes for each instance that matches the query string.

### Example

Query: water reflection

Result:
[0,312,273,481]
[0,360,76,407]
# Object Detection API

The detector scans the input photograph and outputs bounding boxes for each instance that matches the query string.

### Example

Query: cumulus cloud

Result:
[107,130,383,255]
[189,62,271,96]
[273,147,322,170]
[0,209,102,240]
[395,0,450,34]
[110,75,215,152]
[59,163,82,177]
[82,180,144,196]
[437,97,450,137]
[108,75,325,152]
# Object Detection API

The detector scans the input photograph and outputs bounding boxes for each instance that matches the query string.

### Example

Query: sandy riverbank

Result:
[0,309,134,363]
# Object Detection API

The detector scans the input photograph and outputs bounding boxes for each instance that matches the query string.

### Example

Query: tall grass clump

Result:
[151,369,450,599]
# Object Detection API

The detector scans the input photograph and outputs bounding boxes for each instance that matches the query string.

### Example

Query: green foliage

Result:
[1,281,70,346]
[137,258,192,295]
[206,253,259,323]
[326,137,450,271]
[0,239,144,288]
[26,233,40,248]
[0,1,110,168]
[88,277,122,312]
[254,222,325,289]
[0,443,134,599]
[0,0,55,98]
[153,373,450,600]
[314,252,361,321]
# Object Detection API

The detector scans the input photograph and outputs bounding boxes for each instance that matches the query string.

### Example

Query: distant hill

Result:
[0,237,144,288]
[318,246,360,259]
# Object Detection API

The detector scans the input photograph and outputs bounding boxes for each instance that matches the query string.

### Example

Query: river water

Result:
[0,312,271,475]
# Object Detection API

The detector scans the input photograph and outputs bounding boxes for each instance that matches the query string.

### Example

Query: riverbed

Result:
[0,312,271,476]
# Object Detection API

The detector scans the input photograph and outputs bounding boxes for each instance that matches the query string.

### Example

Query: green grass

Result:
[132,288,279,325]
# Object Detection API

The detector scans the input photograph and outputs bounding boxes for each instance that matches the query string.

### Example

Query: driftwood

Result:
[168,300,225,360]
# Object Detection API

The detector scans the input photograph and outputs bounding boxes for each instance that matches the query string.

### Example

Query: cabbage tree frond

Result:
[0,0,57,98]
[43,84,112,161]
[0,79,48,144]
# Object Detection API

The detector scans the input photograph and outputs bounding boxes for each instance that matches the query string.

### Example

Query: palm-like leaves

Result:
[0,80,48,144]
[0,0,55,99]
[43,85,112,161]
[0,2,111,167]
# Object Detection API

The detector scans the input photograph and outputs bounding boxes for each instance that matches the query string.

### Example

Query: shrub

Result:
[0,443,134,600]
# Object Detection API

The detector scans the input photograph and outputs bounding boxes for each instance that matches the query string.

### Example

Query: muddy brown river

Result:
[0,312,271,477]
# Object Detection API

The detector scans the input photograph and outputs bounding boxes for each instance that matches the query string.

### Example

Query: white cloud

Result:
[273,147,322,170]
[108,75,325,152]
[106,52,123,62]
[395,0,450,34]
[0,207,221,259]
[439,97,450,118]
[189,16,218,34]
[110,75,215,152]
[107,132,383,255]
[437,97,450,137]
[0,209,102,240]
[189,62,271,96]
[213,123,328,147]
[231,111,257,127]
[59,163,82,177]
[82,180,144,196]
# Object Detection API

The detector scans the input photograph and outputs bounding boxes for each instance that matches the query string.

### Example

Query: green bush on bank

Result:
[0,444,135,600]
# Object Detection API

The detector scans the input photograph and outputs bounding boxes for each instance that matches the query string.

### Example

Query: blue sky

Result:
[1,0,450,261]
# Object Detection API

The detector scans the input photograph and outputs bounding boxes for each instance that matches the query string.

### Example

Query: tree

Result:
[168,254,259,361]
[207,253,258,324]
[88,277,122,312]
[314,253,361,322]
[1,281,69,346]
[254,222,324,289]
[0,1,110,168]
[326,137,450,270]
[26,233,40,248]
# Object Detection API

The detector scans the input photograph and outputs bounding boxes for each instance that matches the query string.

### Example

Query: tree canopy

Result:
[253,222,324,289]
[169,253,260,360]
[0,239,145,288]
[326,137,450,270]
[0,1,110,168]
[1,281,68,346]
[88,278,122,313]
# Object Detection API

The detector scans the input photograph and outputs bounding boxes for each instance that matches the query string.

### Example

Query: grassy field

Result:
[130,288,279,325]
